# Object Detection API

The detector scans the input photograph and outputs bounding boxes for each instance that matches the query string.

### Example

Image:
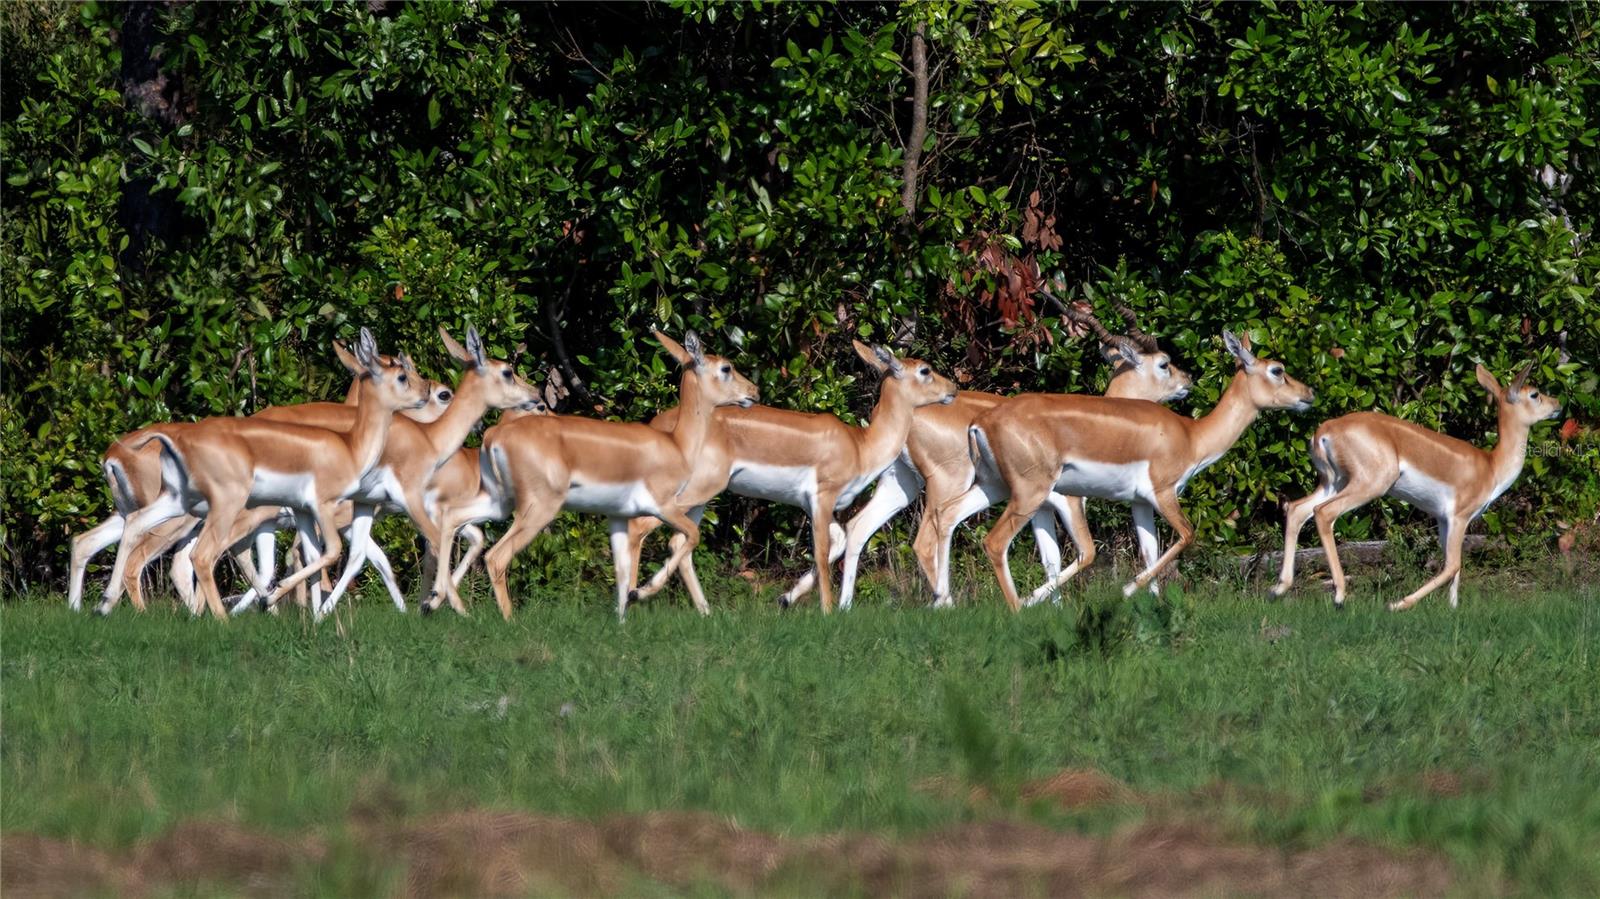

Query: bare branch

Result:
[538,257,597,407]
[899,21,930,222]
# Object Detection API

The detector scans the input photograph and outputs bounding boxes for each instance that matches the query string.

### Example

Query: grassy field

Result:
[4,567,1598,896]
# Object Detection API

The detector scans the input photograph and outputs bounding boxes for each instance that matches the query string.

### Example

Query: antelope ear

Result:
[1109,337,1144,369]
[852,340,886,372]
[1222,330,1258,370]
[332,339,362,376]
[465,325,487,370]
[684,331,707,367]
[654,330,695,368]
[1475,363,1504,401]
[439,326,473,368]
[357,327,384,377]
[1508,361,1534,401]
[875,345,905,377]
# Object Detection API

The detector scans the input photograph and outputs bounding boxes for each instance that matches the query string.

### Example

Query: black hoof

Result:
[92,605,111,618]
[627,589,640,604]
[1334,601,1346,612]
[776,595,792,611]
[421,602,435,617]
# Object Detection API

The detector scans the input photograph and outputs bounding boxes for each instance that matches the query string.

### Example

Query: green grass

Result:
[4,570,1599,895]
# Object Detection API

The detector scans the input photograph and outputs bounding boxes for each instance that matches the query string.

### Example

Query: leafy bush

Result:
[3,1,1596,594]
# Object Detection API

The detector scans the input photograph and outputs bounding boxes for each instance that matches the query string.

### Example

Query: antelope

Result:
[913,297,1192,608]
[967,330,1314,610]
[622,341,958,614]
[67,341,455,613]
[93,328,429,619]
[244,325,541,618]
[428,331,759,621]
[176,348,464,614]
[410,402,548,617]
[773,296,1188,610]
[1271,362,1561,610]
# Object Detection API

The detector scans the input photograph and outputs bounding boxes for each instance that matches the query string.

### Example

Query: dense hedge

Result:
[4,1,1597,594]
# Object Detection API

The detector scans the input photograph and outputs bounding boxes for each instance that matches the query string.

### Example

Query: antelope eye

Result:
[398,373,409,385]
[1529,390,1539,398]
[502,368,513,380]
[1159,360,1170,370]
[720,364,732,375]
[919,366,931,377]
[1269,366,1283,377]
[438,390,452,402]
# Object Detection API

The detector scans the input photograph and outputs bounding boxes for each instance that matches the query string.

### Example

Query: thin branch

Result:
[1247,121,1268,238]
[558,26,610,83]
[539,256,596,407]
[899,21,929,222]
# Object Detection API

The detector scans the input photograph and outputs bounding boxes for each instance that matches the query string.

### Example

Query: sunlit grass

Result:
[4,570,1597,895]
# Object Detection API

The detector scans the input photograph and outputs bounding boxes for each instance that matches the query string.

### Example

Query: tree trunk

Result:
[899,22,929,223]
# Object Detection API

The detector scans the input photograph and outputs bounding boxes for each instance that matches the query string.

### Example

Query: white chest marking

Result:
[834,468,884,509]
[1054,459,1153,504]
[349,465,406,508]
[565,480,658,517]
[728,461,819,507]
[1478,463,1524,518]
[1176,452,1225,495]
[1390,466,1456,520]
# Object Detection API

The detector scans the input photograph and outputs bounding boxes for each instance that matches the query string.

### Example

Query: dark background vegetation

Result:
[3,0,1597,596]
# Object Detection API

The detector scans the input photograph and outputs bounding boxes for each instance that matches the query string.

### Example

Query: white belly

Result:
[1054,459,1153,504]
[565,480,658,517]
[1390,467,1455,519]
[729,461,818,507]
[250,469,318,508]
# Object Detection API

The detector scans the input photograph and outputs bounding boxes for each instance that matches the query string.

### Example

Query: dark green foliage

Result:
[3,1,1597,592]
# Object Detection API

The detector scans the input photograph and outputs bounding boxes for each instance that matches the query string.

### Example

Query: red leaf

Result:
[1560,418,1580,443]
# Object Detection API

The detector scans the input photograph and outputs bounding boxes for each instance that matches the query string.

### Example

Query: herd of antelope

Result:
[68,294,1563,622]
